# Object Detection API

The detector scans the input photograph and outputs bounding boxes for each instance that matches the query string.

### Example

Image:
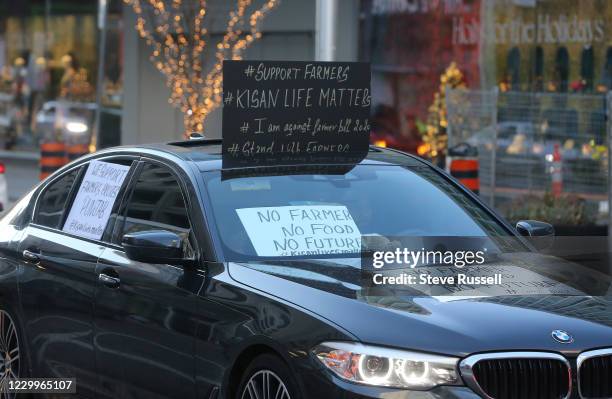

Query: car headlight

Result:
[313,342,461,390]
[65,121,88,134]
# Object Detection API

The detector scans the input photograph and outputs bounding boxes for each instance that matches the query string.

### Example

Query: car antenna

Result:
[189,132,205,140]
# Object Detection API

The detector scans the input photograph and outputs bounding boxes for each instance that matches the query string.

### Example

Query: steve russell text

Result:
[372,273,503,286]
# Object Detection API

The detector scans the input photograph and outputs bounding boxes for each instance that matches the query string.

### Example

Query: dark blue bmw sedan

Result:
[0,138,611,399]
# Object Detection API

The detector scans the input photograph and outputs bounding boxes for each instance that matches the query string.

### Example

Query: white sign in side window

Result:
[63,160,130,240]
[236,205,361,257]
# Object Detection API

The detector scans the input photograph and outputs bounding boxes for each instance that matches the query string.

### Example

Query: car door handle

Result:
[98,273,121,289]
[22,250,40,263]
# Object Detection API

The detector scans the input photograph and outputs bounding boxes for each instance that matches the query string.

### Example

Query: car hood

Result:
[228,253,612,357]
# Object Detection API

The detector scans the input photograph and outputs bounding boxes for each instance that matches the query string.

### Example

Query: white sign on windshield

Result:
[63,160,130,240]
[236,205,361,257]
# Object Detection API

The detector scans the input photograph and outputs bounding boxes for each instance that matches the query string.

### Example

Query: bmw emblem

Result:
[551,330,573,344]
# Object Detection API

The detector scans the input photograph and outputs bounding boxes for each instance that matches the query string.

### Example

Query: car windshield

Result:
[203,164,515,262]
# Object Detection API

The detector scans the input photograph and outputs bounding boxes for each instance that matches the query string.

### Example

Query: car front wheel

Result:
[236,354,299,399]
[0,309,21,398]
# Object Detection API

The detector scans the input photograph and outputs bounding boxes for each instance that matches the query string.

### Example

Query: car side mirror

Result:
[516,220,555,250]
[122,230,185,264]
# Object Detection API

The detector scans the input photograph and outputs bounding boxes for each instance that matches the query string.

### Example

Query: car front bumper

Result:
[304,372,482,398]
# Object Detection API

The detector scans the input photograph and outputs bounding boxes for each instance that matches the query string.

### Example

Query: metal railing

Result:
[446,88,609,227]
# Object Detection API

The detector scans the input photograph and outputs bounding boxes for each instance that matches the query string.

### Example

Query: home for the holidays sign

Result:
[63,160,130,240]
[222,61,371,167]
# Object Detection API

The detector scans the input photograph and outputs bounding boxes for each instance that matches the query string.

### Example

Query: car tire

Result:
[0,305,30,398]
[235,353,300,399]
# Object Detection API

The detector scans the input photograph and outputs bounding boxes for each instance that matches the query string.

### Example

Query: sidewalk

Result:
[0,150,40,203]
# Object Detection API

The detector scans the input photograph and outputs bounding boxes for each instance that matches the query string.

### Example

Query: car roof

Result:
[99,138,428,172]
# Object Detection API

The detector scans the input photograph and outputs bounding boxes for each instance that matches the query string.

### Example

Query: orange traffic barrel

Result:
[66,143,90,162]
[40,142,67,180]
[450,159,480,194]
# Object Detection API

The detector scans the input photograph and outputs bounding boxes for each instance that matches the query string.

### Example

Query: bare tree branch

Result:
[123,0,279,135]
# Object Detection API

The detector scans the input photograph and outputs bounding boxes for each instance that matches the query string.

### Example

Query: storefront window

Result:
[581,46,594,90]
[0,0,123,152]
[554,47,569,92]
[359,0,480,153]
[604,47,612,89]
[533,46,544,90]
[507,47,521,89]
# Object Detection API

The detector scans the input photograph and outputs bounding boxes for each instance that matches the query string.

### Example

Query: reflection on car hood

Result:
[228,253,612,356]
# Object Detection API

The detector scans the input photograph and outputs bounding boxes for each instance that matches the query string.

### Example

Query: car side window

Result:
[35,167,81,229]
[118,163,194,257]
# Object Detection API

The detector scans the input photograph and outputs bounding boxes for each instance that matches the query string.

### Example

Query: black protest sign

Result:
[222,61,371,167]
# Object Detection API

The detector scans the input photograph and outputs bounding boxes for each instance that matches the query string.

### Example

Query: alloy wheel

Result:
[240,370,291,399]
[0,310,19,399]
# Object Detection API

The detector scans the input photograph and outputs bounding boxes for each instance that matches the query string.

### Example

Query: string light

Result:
[420,62,466,161]
[124,0,280,136]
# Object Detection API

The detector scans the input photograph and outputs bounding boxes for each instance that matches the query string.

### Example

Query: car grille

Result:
[472,358,570,399]
[461,353,571,399]
[579,352,612,398]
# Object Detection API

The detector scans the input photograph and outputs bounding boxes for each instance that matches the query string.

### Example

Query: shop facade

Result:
[2,0,612,152]
[0,0,123,152]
